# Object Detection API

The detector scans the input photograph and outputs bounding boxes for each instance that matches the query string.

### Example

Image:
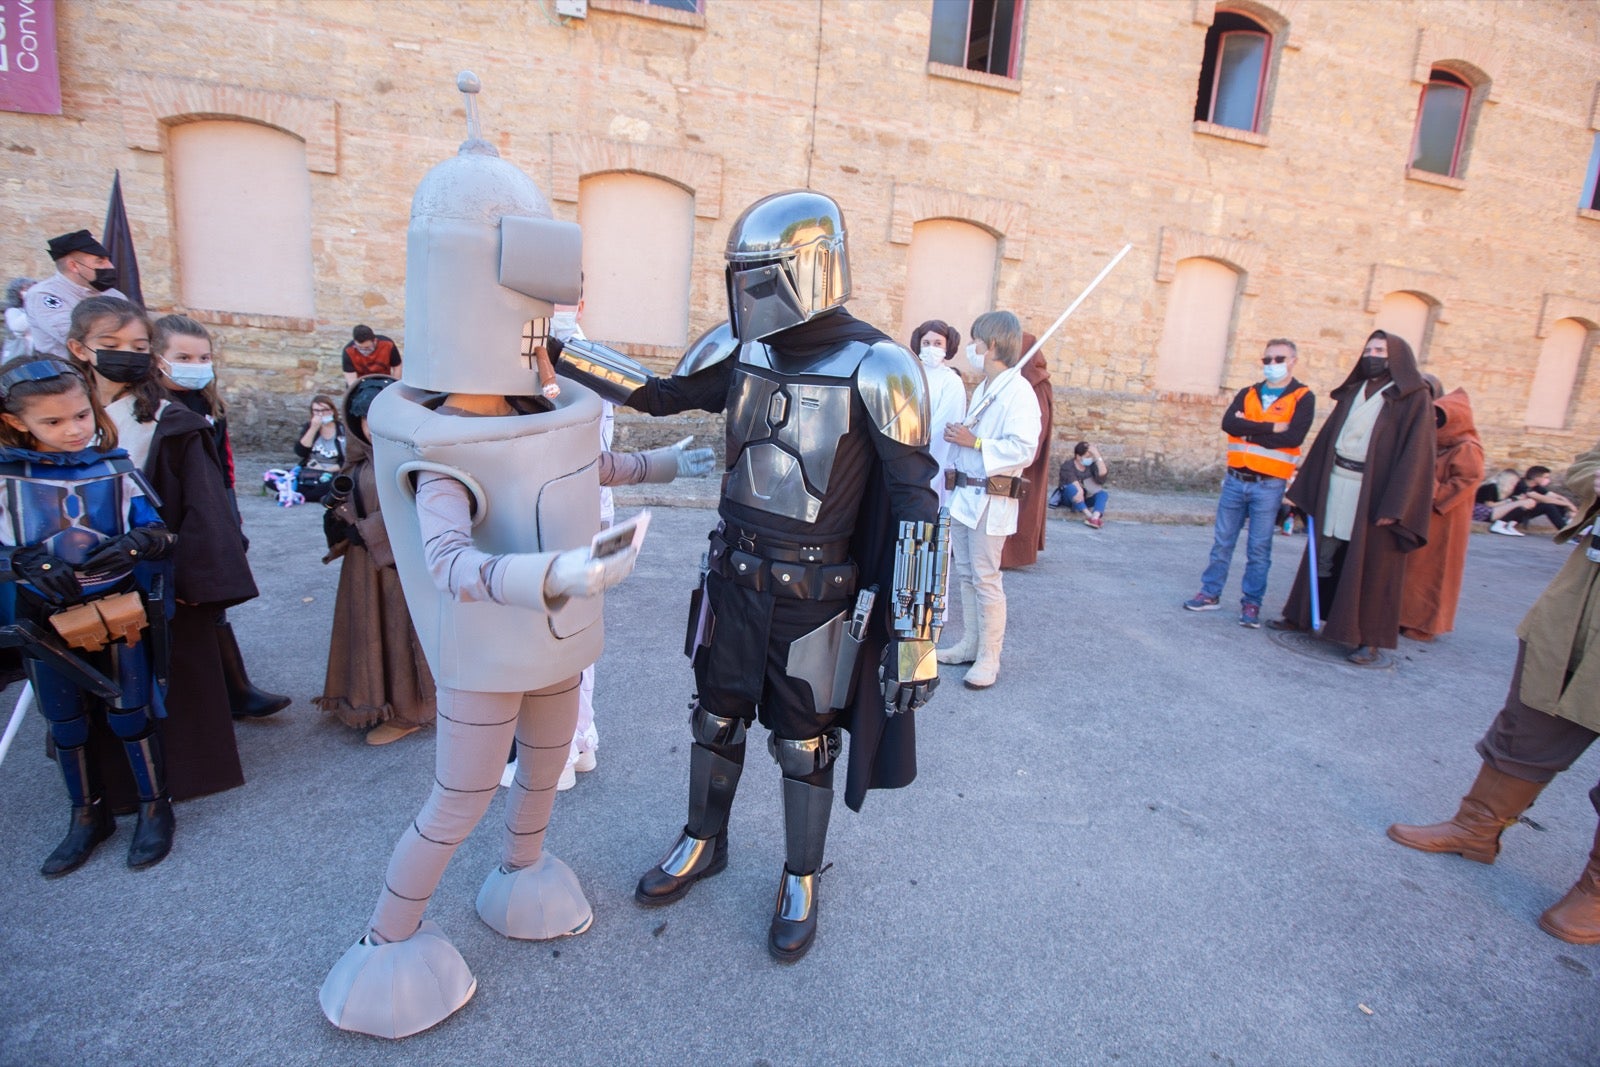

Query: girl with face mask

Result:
[65,296,268,809]
[909,319,968,507]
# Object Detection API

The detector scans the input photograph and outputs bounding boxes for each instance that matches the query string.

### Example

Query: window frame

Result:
[1409,68,1472,179]
[1581,132,1600,213]
[1204,27,1271,132]
[928,0,1027,81]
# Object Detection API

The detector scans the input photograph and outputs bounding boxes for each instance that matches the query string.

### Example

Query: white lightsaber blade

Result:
[0,682,33,770]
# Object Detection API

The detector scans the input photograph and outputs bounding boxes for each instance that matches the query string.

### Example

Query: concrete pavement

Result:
[1,481,1596,1065]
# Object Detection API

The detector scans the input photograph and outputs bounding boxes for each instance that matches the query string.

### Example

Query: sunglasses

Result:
[1261,355,1290,365]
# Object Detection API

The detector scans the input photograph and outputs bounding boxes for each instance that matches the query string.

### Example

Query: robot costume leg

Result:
[635,701,747,906]
[478,675,592,940]
[28,658,114,877]
[768,728,841,963]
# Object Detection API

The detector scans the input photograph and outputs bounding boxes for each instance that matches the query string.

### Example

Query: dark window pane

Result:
[1583,133,1600,211]
[930,0,970,66]
[1412,81,1468,175]
[989,0,1018,76]
[644,0,701,9]
[1210,30,1266,130]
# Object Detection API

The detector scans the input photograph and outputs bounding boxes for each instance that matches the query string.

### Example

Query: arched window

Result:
[1194,9,1272,133]
[577,172,694,347]
[1154,257,1241,394]
[899,219,999,348]
[1373,291,1435,362]
[169,120,315,318]
[1411,68,1472,177]
[1526,318,1595,429]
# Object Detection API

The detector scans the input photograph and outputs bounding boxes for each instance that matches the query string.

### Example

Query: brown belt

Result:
[945,470,1027,499]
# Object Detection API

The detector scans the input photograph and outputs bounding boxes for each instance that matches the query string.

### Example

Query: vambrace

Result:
[557,337,655,406]
[880,508,950,714]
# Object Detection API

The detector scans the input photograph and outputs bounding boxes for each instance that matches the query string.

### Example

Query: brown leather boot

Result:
[1538,821,1600,945]
[1386,762,1545,864]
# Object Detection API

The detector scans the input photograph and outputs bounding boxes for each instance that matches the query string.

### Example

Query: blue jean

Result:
[1062,485,1108,516]
[1198,472,1285,607]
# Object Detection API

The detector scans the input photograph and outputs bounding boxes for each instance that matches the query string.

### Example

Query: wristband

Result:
[974,437,983,451]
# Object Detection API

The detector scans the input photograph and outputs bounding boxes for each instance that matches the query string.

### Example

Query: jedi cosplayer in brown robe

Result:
[1276,330,1435,656]
[1002,331,1053,569]
[1399,388,1483,641]
[315,380,436,735]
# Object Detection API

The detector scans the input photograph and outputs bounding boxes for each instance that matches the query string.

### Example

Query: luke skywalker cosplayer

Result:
[320,75,636,1039]
[559,189,948,962]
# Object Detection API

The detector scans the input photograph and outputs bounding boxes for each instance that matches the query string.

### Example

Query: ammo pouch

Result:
[706,532,857,601]
[945,469,1029,499]
[49,591,148,652]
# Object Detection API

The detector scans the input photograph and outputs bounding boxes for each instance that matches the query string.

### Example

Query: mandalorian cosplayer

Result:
[559,189,949,962]
[319,74,634,1039]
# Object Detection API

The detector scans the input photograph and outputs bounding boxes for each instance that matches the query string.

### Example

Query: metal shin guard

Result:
[476,852,593,941]
[772,731,840,875]
[320,920,477,1040]
[687,704,746,839]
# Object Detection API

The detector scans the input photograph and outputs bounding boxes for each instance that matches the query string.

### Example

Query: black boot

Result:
[40,743,115,878]
[122,728,175,870]
[768,732,837,963]
[636,705,744,906]
[216,616,289,719]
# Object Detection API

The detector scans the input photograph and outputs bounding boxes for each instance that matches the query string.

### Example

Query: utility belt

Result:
[708,527,857,601]
[944,470,1028,498]
[49,590,148,652]
[1333,455,1366,474]
[1226,467,1283,484]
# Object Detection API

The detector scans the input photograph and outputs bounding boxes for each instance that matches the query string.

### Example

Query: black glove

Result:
[5,545,83,603]
[545,335,565,363]
[78,527,176,573]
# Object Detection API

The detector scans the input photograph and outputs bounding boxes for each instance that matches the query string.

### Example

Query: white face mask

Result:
[918,344,945,367]
[1262,362,1289,384]
[966,343,986,374]
[550,310,580,341]
[162,358,215,390]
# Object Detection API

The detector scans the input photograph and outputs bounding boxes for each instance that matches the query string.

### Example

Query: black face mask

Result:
[1355,355,1388,380]
[93,349,152,384]
[89,267,118,293]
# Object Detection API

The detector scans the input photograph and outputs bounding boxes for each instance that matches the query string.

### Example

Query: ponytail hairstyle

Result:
[152,313,226,418]
[66,295,162,424]
[0,354,119,450]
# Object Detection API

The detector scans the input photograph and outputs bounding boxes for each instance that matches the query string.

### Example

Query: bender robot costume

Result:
[560,190,949,962]
[320,75,633,1040]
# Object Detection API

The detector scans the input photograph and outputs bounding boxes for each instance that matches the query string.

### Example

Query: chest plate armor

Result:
[368,382,605,692]
[0,454,146,597]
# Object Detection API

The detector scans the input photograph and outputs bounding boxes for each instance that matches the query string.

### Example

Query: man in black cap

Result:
[24,230,126,358]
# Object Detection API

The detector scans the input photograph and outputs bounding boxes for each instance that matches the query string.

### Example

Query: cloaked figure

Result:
[1399,386,1484,642]
[319,74,636,1039]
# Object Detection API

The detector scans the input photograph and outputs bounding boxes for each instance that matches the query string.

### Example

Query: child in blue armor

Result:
[0,355,177,875]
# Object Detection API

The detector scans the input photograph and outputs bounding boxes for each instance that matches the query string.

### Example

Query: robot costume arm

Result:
[414,471,636,610]
[597,439,717,487]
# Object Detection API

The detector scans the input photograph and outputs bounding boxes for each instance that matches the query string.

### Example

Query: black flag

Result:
[102,170,144,307]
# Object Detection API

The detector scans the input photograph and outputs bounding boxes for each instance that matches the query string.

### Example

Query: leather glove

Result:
[542,543,638,601]
[673,444,717,478]
[7,545,83,603]
[78,527,177,573]
[879,639,939,716]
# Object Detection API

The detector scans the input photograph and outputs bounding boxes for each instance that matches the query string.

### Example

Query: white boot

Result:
[937,582,981,664]
[963,599,1006,689]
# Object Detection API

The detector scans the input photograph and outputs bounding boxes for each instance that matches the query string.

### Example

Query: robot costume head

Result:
[403,72,582,396]
[724,190,851,342]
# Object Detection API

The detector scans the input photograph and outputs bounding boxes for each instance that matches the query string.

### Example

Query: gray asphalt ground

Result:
[2,473,1597,1066]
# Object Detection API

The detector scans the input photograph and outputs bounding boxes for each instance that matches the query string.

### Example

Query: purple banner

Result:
[0,0,60,116]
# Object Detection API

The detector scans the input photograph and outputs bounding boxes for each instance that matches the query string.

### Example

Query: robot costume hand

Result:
[879,639,939,716]
[78,527,176,573]
[542,544,638,602]
[4,544,84,604]
[672,442,717,478]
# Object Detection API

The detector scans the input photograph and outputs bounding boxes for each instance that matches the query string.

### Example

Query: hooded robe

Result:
[1280,331,1436,649]
[1399,388,1484,639]
[1001,331,1053,570]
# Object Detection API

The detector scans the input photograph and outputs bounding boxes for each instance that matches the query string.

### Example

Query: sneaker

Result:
[1239,603,1261,628]
[1490,520,1525,537]
[1085,515,1103,530]
[556,759,577,792]
[574,748,597,773]
[1183,593,1221,611]
[500,759,518,789]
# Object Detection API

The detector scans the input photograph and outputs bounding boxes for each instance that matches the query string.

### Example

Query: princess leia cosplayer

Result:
[319,75,637,1039]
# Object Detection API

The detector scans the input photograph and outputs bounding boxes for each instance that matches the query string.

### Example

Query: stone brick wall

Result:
[0,0,1595,483]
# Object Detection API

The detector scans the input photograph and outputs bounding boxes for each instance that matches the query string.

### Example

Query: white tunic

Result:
[924,361,968,507]
[1324,381,1392,542]
[947,369,1042,537]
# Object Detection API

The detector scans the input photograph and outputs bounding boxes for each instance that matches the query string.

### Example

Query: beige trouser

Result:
[951,517,1008,609]
[368,677,580,943]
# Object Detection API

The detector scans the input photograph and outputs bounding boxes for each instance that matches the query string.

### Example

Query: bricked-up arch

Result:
[889,183,1028,262]
[899,220,999,345]
[1526,318,1598,430]
[119,73,338,173]
[549,135,723,219]
[578,173,694,347]
[1156,227,1263,295]
[1373,291,1439,362]
[1154,257,1243,395]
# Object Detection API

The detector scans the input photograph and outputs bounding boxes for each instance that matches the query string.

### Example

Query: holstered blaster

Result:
[828,585,876,710]
[0,619,120,701]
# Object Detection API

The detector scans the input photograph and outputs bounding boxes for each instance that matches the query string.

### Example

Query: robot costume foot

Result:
[320,920,477,1039]
[41,799,115,878]
[476,853,593,940]
[635,827,728,906]
[126,797,175,870]
[768,867,820,963]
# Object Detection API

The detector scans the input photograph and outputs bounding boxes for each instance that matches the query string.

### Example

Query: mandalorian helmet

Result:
[402,73,582,396]
[723,190,851,341]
